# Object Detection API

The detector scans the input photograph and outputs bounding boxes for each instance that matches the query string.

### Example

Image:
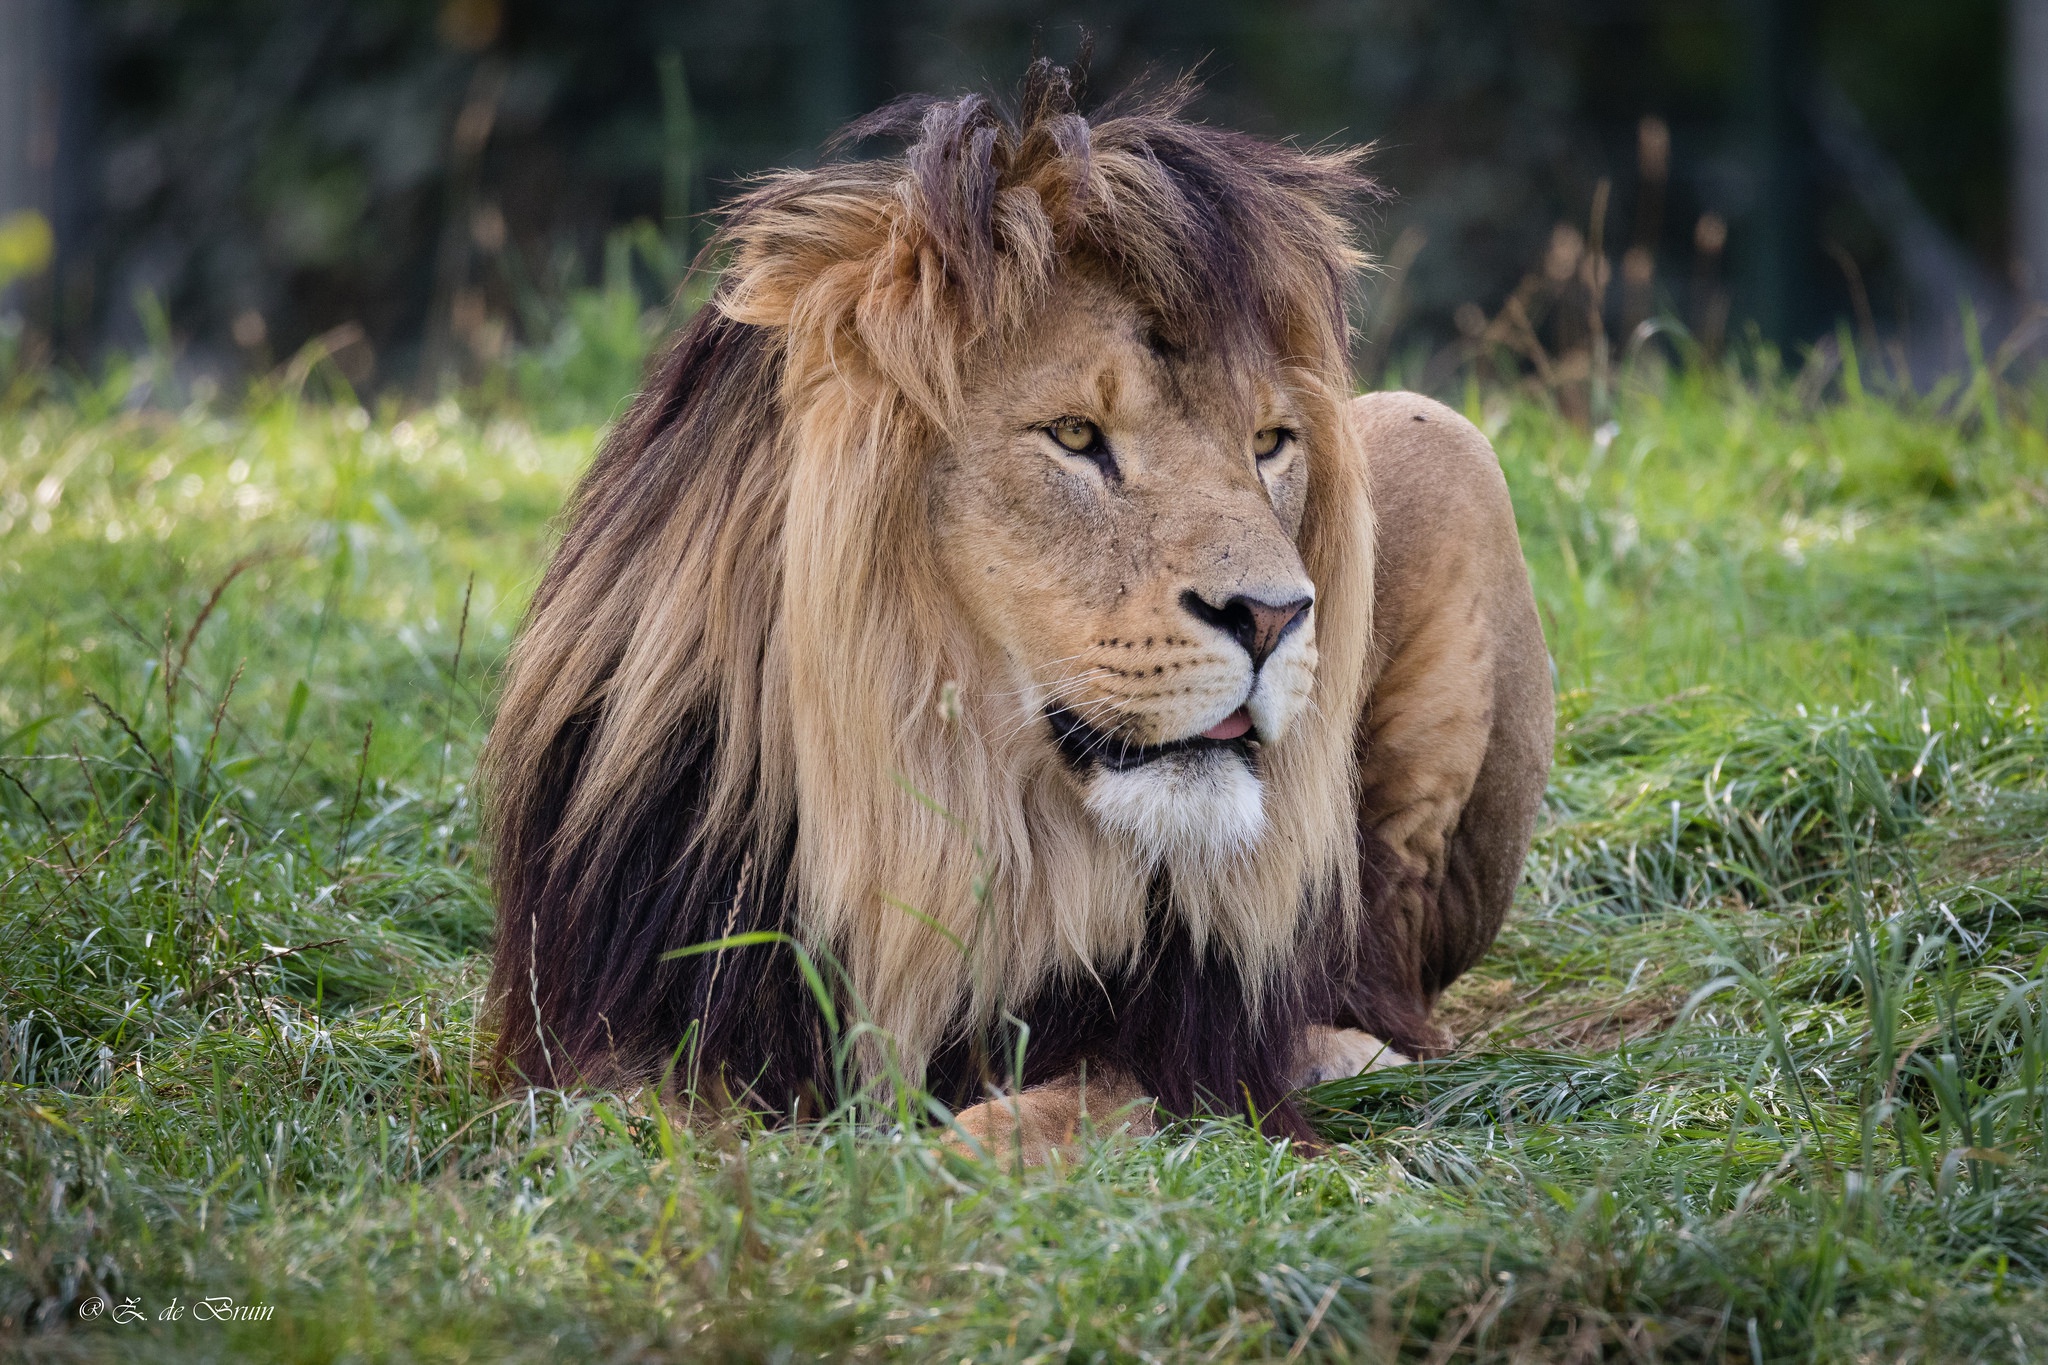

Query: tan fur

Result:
[495,184,1359,1064]
[949,1071,1159,1167]
[488,115,1374,1089]
[1295,1026,1411,1082]
[1347,392,1554,1044]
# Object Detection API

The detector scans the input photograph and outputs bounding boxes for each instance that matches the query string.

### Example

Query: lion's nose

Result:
[1179,590,1314,670]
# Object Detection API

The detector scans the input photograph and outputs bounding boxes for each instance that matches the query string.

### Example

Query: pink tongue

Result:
[1202,709,1253,741]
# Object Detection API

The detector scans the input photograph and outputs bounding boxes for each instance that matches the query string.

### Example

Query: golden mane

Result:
[484,64,1382,1127]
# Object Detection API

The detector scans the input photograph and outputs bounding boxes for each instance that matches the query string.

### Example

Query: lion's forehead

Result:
[975,271,1286,417]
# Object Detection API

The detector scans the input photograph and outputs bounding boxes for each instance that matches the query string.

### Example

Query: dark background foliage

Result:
[0,0,2035,392]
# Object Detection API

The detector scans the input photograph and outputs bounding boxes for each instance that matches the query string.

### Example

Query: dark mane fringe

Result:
[484,305,832,1102]
[923,829,1440,1144]
[528,309,771,619]
[926,874,1331,1144]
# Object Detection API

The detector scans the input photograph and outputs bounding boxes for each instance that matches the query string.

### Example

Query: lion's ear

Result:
[716,181,906,334]
[717,176,977,419]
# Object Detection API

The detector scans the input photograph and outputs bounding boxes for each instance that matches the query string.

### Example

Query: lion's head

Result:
[486,65,1380,1117]
[931,266,1328,862]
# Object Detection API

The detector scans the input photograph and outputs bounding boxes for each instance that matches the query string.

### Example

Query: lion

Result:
[483,63,1552,1158]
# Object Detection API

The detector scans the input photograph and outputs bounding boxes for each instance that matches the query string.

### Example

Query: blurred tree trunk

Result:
[0,0,78,321]
[1744,0,1820,346]
[2017,0,2048,302]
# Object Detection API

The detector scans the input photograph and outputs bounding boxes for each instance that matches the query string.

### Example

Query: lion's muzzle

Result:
[1043,579,1319,867]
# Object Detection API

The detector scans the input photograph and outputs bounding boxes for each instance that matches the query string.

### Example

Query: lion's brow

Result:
[1093,363,1122,414]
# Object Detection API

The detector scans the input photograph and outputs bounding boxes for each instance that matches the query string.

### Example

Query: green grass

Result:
[3,355,2047,1361]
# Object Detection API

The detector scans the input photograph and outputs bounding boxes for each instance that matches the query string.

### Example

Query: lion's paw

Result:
[1294,1025,1411,1087]
[946,1077,1156,1166]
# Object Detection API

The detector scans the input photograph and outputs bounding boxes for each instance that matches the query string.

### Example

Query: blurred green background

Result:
[1,0,2043,414]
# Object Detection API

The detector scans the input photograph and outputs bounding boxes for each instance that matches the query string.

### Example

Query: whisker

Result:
[982,663,1113,704]
[989,668,1119,745]
[1003,692,1125,750]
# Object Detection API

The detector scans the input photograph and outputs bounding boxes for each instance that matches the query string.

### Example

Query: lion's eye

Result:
[1048,417,1104,454]
[1253,427,1292,460]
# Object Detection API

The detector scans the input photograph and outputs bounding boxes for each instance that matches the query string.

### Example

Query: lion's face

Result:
[930,271,1322,863]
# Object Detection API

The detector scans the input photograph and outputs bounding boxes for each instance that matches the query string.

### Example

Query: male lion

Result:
[485,64,1552,1157]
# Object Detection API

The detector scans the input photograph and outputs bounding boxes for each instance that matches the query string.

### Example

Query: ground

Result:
[3,353,2046,1361]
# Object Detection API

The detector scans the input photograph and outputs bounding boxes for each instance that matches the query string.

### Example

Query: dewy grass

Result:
[3,357,2047,1361]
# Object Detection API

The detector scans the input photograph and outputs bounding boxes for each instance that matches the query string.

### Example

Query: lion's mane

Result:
[485,65,1387,1136]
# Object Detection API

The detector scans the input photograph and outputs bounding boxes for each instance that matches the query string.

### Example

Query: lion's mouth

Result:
[1045,705,1258,773]
[1200,708,1253,741]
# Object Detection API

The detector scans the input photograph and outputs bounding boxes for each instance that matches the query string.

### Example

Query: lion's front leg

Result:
[1336,392,1554,1055]
[1293,1024,1412,1087]
[947,1070,1157,1165]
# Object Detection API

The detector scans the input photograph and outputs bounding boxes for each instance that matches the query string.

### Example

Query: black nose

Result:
[1179,590,1314,670]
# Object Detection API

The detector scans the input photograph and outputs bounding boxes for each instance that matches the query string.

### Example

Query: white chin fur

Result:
[1083,750,1265,867]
